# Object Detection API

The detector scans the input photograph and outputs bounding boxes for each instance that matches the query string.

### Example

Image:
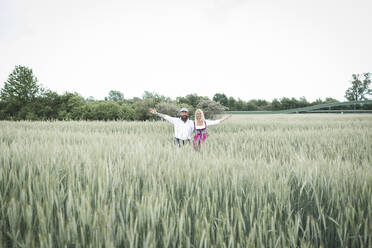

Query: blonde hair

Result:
[194,109,205,123]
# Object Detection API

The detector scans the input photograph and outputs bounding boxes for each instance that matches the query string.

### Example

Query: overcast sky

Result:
[1,0,371,102]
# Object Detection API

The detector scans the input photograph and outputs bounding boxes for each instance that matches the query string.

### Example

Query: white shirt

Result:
[157,113,194,140]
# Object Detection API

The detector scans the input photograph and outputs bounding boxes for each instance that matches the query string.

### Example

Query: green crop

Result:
[1,114,371,247]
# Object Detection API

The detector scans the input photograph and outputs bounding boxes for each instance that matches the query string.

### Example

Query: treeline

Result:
[0,89,228,121]
[212,93,341,111]
[1,66,371,121]
[0,66,228,120]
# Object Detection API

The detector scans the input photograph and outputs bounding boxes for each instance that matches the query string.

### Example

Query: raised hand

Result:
[149,108,157,115]
[222,114,232,122]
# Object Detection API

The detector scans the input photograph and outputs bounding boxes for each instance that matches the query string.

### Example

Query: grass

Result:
[0,114,372,247]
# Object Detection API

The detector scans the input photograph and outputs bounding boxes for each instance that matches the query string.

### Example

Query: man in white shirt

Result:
[149,107,194,146]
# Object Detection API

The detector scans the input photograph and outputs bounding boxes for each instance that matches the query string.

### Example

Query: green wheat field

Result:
[1,114,372,247]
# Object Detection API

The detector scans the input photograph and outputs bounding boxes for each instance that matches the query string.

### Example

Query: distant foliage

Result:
[105,90,125,103]
[0,65,42,119]
[213,93,228,107]
[176,94,208,108]
[345,73,371,101]
[271,97,311,110]
[92,101,121,121]
[1,66,372,121]
[119,104,135,120]
[88,101,135,121]
[133,99,155,121]
[0,65,41,104]
[197,99,227,119]
[155,102,181,117]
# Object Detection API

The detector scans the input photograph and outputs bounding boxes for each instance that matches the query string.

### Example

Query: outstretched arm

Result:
[205,114,232,126]
[149,108,178,124]
[220,114,232,122]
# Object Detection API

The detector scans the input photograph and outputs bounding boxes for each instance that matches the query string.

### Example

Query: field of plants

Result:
[0,114,371,247]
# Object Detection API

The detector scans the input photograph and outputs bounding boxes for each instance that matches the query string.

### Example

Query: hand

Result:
[224,114,232,121]
[149,108,157,114]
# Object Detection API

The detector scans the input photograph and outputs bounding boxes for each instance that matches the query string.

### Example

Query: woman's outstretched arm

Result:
[205,114,232,126]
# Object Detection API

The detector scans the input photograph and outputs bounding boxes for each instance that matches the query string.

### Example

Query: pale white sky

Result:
[0,0,371,101]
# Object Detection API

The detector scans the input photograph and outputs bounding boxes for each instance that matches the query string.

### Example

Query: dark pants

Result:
[174,138,190,147]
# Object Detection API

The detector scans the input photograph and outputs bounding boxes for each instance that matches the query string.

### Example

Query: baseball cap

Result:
[179,107,189,113]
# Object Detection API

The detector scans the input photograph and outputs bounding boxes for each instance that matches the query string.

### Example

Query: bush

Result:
[133,99,156,121]
[57,110,68,120]
[155,102,180,117]
[91,101,121,121]
[155,102,195,119]
[17,105,39,120]
[0,101,8,120]
[119,104,135,120]
[196,100,226,119]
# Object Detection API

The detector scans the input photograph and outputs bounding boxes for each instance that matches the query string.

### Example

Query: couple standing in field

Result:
[149,107,232,150]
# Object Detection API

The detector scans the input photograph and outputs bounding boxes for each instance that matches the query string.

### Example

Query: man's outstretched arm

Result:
[149,108,178,124]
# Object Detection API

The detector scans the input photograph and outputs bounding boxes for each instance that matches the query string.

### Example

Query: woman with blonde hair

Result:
[193,109,232,151]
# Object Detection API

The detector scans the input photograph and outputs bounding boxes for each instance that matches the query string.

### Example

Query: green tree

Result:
[345,73,371,101]
[105,90,125,102]
[154,102,195,118]
[119,104,135,120]
[196,99,226,119]
[213,93,228,107]
[176,96,189,106]
[311,98,324,105]
[227,97,236,111]
[246,100,259,111]
[37,90,62,119]
[324,97,339,104]
[235,98,246,111]
[0,65,42,118]
[185,94,203,107]
[17,105,39,120]
[0,101,6,119]
[271,98,282,110]
[279,97,309,110]
[177,94,209,108]
[142,91,170,104]
[256,99,269,107]
[280,97,294,109]
[133,99,157,121]
[91,101,122,120]
[56,92,86,120]
[155,102,181,117]
[298,97,310,108]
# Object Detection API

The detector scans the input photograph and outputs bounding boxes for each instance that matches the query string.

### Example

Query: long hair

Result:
[194,109,205,123]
